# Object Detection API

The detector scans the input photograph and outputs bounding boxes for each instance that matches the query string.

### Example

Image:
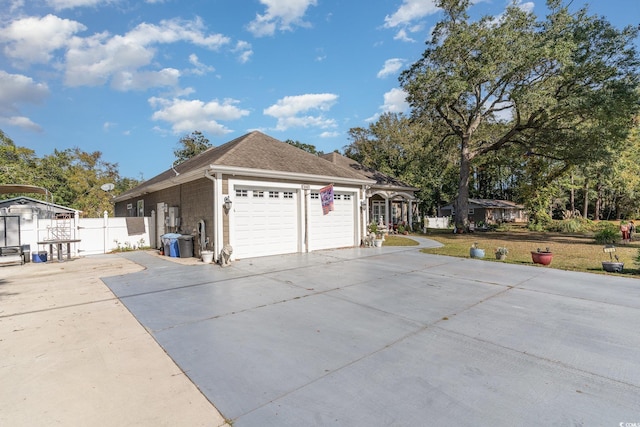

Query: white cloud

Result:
[187,54,216,76]
[0,71,49,131]
[232,41,253,63]
[247,0,318,37]
[518,2,535,13]
[149,97,250,135]
[263,93,338,131]
[7,0,24,14]
[384,0,439,42]
[111,68,181,91]
[381,87,409,113]
[384,0,439,28]
[0,116,43,132]
[63,17,230,90]
[319,131,339,138]
[377,58,404,78]
[0,14,86,66]
[393,29,414,43]
[367,87,409,121]
[46,0,109,10]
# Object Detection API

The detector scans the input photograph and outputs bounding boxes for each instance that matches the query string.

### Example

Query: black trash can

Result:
[22,244,31,263]
[177,235,194,258]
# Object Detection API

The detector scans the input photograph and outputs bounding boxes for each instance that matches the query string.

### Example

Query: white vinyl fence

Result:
[77,212,156,255]
[14,211,155,258]
[424,216,450,230]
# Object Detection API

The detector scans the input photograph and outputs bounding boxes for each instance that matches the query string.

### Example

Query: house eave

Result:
[209,165,375,187]
[113,165,375,203]
[113,168,206,202]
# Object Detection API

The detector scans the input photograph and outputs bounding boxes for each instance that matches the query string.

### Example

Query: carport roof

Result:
[115,131,373,201]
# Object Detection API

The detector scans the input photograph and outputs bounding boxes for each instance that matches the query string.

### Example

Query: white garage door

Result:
[308,191,356,251]
[231,187,299,259]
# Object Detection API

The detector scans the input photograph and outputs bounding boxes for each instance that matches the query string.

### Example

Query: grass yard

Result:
[414,228,640,277]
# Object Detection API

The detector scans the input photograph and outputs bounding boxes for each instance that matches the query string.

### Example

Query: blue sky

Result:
[1,0,638,179]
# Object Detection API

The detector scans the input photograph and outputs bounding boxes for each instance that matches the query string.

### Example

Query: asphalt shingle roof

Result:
[116,131,370,200]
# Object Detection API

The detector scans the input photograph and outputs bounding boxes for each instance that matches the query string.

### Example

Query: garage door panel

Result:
[308,192,355,251]
[232,188,299,259]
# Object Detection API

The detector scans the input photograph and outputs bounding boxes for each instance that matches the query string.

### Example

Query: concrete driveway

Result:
[104,238,640,426]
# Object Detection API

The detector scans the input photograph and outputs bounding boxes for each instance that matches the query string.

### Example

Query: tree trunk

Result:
[594,181,603,220]
[455,139,471,231]
[582,182,589,218]
[570,175,575,214]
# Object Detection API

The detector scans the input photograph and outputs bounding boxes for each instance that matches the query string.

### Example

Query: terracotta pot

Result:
[531,251,553,265]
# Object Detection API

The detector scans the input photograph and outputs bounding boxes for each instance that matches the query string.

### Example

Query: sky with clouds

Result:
[1,0,638,179]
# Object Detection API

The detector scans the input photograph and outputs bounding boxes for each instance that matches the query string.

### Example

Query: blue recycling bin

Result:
[161,233,181,257]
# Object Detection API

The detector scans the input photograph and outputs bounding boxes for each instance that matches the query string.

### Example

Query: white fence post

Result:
[103,211,109,254]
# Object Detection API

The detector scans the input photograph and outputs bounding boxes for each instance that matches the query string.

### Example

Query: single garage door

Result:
[308,191,356,251]
[231,187,299,259]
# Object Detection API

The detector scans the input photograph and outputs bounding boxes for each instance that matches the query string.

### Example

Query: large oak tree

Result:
[400,0,640,229]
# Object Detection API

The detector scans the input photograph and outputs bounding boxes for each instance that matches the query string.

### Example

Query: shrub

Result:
[594,222,619,244]
[527,221,546,232]
[543,218,594,233]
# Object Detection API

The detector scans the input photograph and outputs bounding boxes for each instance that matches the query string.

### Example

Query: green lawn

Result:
[402,228,640,277]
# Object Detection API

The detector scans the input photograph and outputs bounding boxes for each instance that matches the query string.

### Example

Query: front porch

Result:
[368,191,418,233]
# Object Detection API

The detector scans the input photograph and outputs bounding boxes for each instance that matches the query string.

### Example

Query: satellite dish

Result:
[100,183,115,191]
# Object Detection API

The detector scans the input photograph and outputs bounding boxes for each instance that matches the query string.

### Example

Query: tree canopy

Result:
[0,130,139,216]
[174,131,212,164]
[400,0,640,228]
[285,139,323,155]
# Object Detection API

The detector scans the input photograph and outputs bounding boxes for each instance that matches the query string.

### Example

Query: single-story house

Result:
[113,131,376,262]
[439,198,528,224]
[320,152,419,231]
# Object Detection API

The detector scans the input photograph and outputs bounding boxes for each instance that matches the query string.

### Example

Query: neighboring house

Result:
[113,131,374,262]
[439,198,528,224]
[321,152,419,231]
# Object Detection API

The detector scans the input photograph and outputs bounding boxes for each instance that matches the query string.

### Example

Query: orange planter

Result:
[531,251,553,265]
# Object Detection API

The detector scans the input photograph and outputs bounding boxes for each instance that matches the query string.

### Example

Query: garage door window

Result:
[236,189,248,197]
[253,190,264,198]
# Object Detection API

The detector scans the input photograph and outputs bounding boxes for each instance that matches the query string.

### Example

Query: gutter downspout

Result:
[204,170,220,263]
[362,185,370,239]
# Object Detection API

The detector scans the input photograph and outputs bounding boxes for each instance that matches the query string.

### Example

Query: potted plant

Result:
[495,247,508,260]
[201,248,214,263]
[470,242,485,258]
[531,247,553,265]
[602,245,623,273]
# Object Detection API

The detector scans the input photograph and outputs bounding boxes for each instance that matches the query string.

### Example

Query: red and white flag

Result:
[320,184,334,215]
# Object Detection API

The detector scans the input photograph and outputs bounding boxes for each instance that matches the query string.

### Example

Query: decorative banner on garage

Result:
[320,184,334,215]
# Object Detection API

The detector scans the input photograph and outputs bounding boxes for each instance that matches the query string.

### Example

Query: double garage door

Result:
[231,186,356,259]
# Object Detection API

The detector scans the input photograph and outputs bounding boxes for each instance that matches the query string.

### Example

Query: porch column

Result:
[409,200,413,230]
[385,196,390,228]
